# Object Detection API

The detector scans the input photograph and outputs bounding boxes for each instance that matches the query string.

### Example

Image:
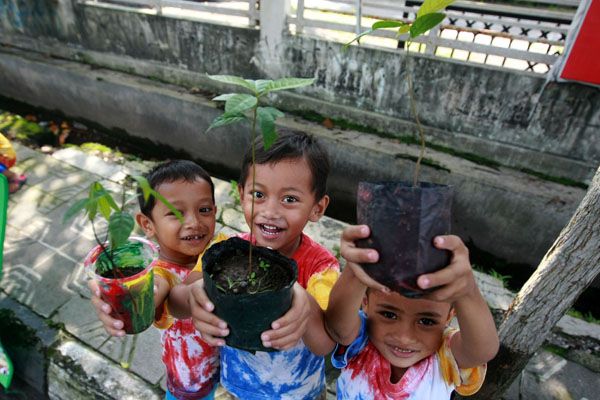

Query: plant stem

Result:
[91,220,118,278]
[248,105,258,275]
[406,41,426,188]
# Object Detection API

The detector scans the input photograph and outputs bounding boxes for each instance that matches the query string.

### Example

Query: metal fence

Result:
[82,0,580,74]
[288,0,580,73]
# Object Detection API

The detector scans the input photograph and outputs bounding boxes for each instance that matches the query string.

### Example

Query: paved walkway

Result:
[1,142,599,399]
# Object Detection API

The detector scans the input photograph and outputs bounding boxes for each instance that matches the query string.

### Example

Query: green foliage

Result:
[63,176,183,253]
[567,309,600,324]
[258,259,270,271]
[489,269,512,288]
[344,0,454,47]
[229,180,241,207]
[207,75,315,150]
[207,75,315,277]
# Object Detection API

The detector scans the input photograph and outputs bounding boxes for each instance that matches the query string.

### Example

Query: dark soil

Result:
[210,251,292,295]
[98,266,144,280]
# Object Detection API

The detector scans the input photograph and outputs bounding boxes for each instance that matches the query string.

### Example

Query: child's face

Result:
[363,290,452,380]
[239,158,328,258]
[137,178,216,265]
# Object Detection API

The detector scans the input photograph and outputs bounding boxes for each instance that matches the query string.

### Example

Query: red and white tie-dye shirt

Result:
[332,312,486,399]
[153,233,227,399]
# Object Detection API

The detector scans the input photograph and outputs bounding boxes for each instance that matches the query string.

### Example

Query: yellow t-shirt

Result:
[0,133,16,169]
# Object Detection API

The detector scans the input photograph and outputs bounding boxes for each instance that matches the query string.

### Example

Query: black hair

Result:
[138,160,214,217]
[239,128,330,200]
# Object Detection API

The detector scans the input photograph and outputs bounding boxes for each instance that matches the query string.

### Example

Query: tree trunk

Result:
[465,166,600,399]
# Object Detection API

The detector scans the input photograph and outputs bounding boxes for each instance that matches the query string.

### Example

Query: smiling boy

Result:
[186,130,340,399]
[326,225,499,399]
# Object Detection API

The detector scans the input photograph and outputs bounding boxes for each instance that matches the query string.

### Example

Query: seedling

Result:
[344,0,455,186]
[207,75,314,277]
[63,176,182,277]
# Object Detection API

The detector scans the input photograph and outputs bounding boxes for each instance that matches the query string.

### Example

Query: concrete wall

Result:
[0,0,597,183]
[1,0,599,182]
[0,0,596,268]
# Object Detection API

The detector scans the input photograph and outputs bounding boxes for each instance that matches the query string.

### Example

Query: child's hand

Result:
[341,225,389,292]
[417,235,477,303]
[88,279,126,337]
[189,279,229,347]
[261,283,310,350]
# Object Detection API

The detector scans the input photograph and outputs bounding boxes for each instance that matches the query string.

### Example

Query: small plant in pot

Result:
[346,0,455,296]
[64,177,182,334]
[202,75,314,351]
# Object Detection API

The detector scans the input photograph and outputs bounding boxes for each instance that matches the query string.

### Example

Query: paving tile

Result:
[52,148,127,182]
[7,184,66,215]
[52,296,164,385]
[2,241,79,318]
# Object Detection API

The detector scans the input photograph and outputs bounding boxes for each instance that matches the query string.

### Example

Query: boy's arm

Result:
[325,266,365,346]
[165,271,202,319]
[418,235,499,368]
[325,225,386,345]
[301,296,335,355]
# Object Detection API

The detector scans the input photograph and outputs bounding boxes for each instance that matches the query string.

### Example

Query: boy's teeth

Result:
[260,224,281,233]
[183,235,203,240]
[394,347,413,353]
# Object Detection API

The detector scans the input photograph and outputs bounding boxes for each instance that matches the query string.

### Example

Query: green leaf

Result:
[224,94,258,114]
[255,79,272,95]
[264,78,315,94]
[256,107,283,150]
[410,13,445,38]
[108,212,135,249]
[132,175,152,202]
[398,24,411,35]
[417,0,455,18]
[207,75,256,92]
[63,198,89,223]
[207,113,247,131]
[212,93,237,102]
[343,29,374,50]
[98,196,112,220]
[151,189,184,224]
[372,20,407,30]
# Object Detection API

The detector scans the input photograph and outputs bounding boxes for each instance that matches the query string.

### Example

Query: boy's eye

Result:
[379,311,397,320]
[252,191,264,199]
[199,206,213,214]
[283,195,298,203]
[418,318,439,327]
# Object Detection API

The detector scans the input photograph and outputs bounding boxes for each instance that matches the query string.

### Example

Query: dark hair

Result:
[138,160,214,217]
[239,129,330,200]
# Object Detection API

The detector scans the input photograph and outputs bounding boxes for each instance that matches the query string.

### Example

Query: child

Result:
[0,133,27,194]
[89,160,226,400]
[183,129,340,399]
[325,225,499,399]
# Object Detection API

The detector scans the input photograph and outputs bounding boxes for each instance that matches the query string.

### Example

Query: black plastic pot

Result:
[202,237,298,352]
[356,181,453,297]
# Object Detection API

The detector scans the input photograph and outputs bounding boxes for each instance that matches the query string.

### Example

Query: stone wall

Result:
[0,0,598,268]
[0,0,598,183]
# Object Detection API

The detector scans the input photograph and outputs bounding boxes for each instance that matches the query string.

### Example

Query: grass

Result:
[567,309,600,325]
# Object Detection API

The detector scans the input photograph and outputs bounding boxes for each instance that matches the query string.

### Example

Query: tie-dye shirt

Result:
[153,233,227,400]
[332,312,486,399]
[220,232,340,400]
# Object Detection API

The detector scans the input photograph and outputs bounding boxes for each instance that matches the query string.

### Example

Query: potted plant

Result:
[346,0,455,296]
[201,75,314,351]
[64,176,182,334]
